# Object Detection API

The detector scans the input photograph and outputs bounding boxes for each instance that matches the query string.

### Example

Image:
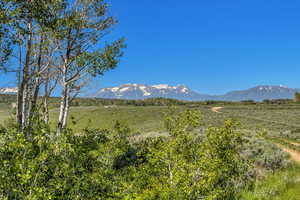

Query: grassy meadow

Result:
[33,103,300,198]
[52,104,300,137]
[1,98,300,199]
[2,102,300,136]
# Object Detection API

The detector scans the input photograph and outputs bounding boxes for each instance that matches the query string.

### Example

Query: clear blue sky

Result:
[2,0,300,95]
[99,0,300,94]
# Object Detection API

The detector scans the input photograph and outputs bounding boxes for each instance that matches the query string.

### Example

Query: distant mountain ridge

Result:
[91,84,300,101]
[92,84,208,101]
[217,85,300,101]
[0,87,18,94]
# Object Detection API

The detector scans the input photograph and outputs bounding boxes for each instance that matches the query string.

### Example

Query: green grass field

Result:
[49,106,168,133]
[0,103,15,124]
[1,103,300,137]
[241,163,300,200]
[57,104,300,137]
[48,104,300,199]
[2,102,300,199]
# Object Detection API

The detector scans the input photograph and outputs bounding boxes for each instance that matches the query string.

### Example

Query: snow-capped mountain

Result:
[217,85,300,101]
[0,87,18,94]
[92,84,211,101]
[92,84,300,101]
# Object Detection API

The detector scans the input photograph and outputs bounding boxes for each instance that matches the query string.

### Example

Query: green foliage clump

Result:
[198,121,254,199]
[294,92,300,103]
[121,110,253,200]
[241,163,300,200]
[0,110,255,200]
[242,132,290,173]
[0,121,132,199]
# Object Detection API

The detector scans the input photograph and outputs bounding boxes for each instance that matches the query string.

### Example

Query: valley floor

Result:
[1,103,300,199]
[242,138,300,200]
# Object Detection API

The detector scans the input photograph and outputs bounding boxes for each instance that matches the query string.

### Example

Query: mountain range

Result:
[0,87,18,94]
[91,84,300,102]
[1,84,299,102]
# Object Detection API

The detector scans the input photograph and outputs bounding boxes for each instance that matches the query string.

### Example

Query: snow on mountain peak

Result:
[111,87,119,92]
[257,85,290,91]
[279,85,288,88]
[152,84,171,89]
[180,87,188,93]
[119,87,130,92]
[0,87,18,94]
[92,84,300,101]
[93,83,197,100]
[258,86,273,91]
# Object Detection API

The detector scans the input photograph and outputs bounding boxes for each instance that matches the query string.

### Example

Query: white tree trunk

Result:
[62,87,69,128]
[18,21,33,137]
[57,64,69,136]
[43,75,50,124]
[57,84,67,136]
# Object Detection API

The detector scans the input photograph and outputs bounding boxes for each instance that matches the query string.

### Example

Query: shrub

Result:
[0,110,257,200]
[121,111,254,200]
[0,122,133,199]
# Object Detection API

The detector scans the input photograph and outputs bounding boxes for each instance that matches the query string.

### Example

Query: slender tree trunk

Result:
[25,82,33,127]
[57,32,72,135]
[43,94,49,124]
[43,69,50,124]
[57,84,68,135]
[57,64,68,136]
[168,162,173,185]
[18,21,33,136]
[62,86,70,128]
[28,34,44,132]
[32,35,43,110]
[16,43,22,121]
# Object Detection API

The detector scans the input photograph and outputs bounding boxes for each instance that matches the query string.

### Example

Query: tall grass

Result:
[241,163,300,200]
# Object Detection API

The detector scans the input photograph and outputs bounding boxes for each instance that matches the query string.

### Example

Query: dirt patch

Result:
[277,144,300,165]
[290,141,300,147]
[211,107,223,113]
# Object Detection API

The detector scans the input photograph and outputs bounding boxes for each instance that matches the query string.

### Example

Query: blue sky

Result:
[97,0,300,94]
[2,0,300,95]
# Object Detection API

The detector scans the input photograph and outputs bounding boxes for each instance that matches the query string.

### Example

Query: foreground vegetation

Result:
[242,163,300,200]
[0,95,299,199]
[0,104,297,199]
[0,110,256,199]
[2,0,299,198]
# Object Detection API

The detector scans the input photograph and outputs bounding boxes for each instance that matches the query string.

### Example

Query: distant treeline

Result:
[0,94,297,107]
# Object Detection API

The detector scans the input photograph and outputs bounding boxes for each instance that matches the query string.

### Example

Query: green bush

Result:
[294,92,300,103]
[0,121,133,199]
[0,110,257,200]
[119,111,254,200]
